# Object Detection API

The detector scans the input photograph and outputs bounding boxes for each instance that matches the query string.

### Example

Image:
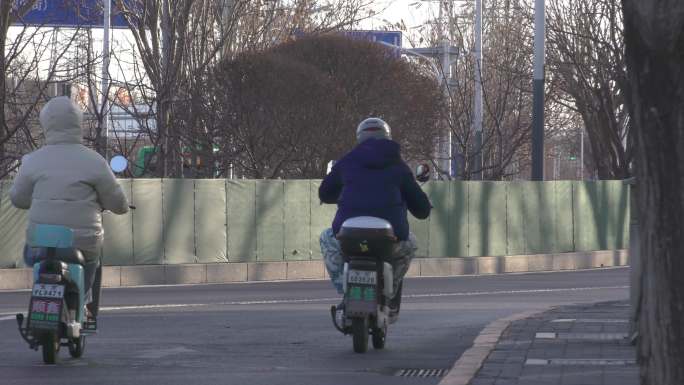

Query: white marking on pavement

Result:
[403,285,628,299]
[100,297,341,311]
[136,347,197,359]
[550,318,628,323]
[525,359,550,365]
[0,315,17,321]
[535,332,629,340]
[558,332,629,340]
[526,358,636,366]
[101,285,628,312]
[0,285,628,317]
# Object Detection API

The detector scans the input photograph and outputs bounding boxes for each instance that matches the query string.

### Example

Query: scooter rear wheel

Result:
[352,317,369,353]
[41,332,59,364]
[68,336,86,358]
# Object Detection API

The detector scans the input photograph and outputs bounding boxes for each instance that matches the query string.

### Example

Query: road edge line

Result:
[438,308,550,385]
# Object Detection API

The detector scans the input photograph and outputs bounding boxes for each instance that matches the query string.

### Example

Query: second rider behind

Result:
[319,117,431,322]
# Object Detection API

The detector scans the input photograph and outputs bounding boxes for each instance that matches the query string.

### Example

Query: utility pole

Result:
[162,0,171,177]
[531,0,545,180]
[580,126,584,180]
[438,1,452,178]
[472,0,483,180]
[102,0,111,159]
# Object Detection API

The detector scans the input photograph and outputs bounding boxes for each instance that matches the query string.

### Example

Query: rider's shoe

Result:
[335,301,346,328]
[388,306,400,324]
[83,307,97,331]
[388,294,401,324]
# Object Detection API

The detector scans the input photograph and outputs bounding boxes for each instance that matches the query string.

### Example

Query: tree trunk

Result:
[622,2,684,384]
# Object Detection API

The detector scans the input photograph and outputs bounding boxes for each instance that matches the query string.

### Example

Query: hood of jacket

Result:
[346,138,401,169]
[39,96,83,145]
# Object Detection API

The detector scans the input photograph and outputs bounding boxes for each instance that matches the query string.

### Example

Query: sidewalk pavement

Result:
[469,301,638,385]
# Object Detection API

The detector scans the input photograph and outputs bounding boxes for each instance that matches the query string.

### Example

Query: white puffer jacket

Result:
[10,96,129,254]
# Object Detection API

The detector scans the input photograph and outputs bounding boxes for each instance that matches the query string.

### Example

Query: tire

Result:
[41,332,59,364]
[372,326,386,350]
[68,336,85,358]
[352,317,369,353]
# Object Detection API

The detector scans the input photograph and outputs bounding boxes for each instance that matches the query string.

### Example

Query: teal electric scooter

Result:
[16,224,93,364]
[15,155,131,364]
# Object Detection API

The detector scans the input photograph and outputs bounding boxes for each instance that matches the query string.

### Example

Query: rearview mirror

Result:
[416,163,430,182]
[110,155,128,173]
[326,160,336,175]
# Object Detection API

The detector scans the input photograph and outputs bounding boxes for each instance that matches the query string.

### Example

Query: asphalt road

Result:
[0,267,629,385]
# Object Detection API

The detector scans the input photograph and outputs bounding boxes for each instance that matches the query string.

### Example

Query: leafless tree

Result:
[382,0,598,180]
[1,3,87,178]
[435,1,541,180]
[1,0,39,177]
[547,0,631,179]
[113,0,373,177]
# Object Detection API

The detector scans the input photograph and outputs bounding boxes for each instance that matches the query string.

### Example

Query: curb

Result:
[438,308,550,385]
[0,249,628,290]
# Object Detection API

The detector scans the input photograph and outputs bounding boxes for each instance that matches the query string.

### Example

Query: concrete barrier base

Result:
[0,249,628,290]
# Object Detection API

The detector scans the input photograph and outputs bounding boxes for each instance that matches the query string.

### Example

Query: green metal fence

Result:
[0,180,630,268]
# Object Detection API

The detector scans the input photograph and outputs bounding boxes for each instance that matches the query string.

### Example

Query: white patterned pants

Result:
[320,228,418,296]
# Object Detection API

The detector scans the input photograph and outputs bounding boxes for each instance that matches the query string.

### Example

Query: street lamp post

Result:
[531,0,546,181]
[580,126,584,179]
[102,0,111,159]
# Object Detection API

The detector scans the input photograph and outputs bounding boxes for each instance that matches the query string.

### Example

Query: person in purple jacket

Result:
[319,117,431,321]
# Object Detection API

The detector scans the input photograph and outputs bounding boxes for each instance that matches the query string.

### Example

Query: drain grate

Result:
[395,368,449,378]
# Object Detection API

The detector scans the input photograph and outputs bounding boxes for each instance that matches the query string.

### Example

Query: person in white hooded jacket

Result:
[10,96,129,323]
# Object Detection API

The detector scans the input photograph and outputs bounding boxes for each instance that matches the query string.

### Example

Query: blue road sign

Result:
[345,30,402,48]
[12,0,128,28]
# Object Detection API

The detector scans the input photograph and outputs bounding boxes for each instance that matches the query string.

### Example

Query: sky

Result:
[5,0,447,88]
[361,0,437,45]
[364,0,432,28]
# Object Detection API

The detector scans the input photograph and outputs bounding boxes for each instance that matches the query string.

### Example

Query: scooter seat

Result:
[33,247,86,266]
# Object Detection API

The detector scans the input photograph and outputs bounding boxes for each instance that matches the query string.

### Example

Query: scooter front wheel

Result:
[68,335,85,358]
[41,332,60,364]
[352,317,369,353]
